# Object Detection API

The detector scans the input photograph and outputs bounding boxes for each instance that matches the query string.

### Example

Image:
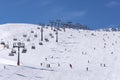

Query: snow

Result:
[0,58,17,66]
[0,23,120,80]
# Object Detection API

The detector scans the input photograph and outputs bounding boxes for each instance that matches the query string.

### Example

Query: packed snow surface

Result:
[0,23,120,80]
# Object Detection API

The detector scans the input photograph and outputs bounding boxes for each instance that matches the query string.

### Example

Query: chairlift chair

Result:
[11,49,16,54]
[37,27,40,29]
[21,43,25,48]
[9,53,14,56]
[31,31,34,33]
[49,33,52,36]
[1,42,5,45]
[31,43,35,49]
[22,48,27,53]
[13,43,16,48]
[39,42,43,45]
[23,34,27,38]
[34,34,37,38]
[6,44,9,49]
[51,36,54,38]
[13,38,17,41]
[49,34,54,38]
[31,46,35,49]
[45,38,49,42]
[53,29,56,32]
[27,38,30,42]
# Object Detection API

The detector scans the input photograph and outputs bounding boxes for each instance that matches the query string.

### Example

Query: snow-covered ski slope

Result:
[0,23,120,80]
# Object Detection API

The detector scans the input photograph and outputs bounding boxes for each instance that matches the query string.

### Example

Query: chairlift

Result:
[13,42,25,48]
[22,48,27,53]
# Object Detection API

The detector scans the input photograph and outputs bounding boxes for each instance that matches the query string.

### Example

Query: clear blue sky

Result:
[0,0,120,29]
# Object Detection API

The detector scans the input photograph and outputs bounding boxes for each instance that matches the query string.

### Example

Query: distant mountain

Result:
[97,27,120,31]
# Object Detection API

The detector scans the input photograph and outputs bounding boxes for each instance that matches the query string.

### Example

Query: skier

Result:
[100,63,102,67]
[58,63,60,67]
[40,63,43,66]
[69,64,72,68]
[88,60,90,63]
[47,64,50,68]
[4,65,6,69]
[45,58,47,61]
[104,64,106,67]
[86,67,88,71]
